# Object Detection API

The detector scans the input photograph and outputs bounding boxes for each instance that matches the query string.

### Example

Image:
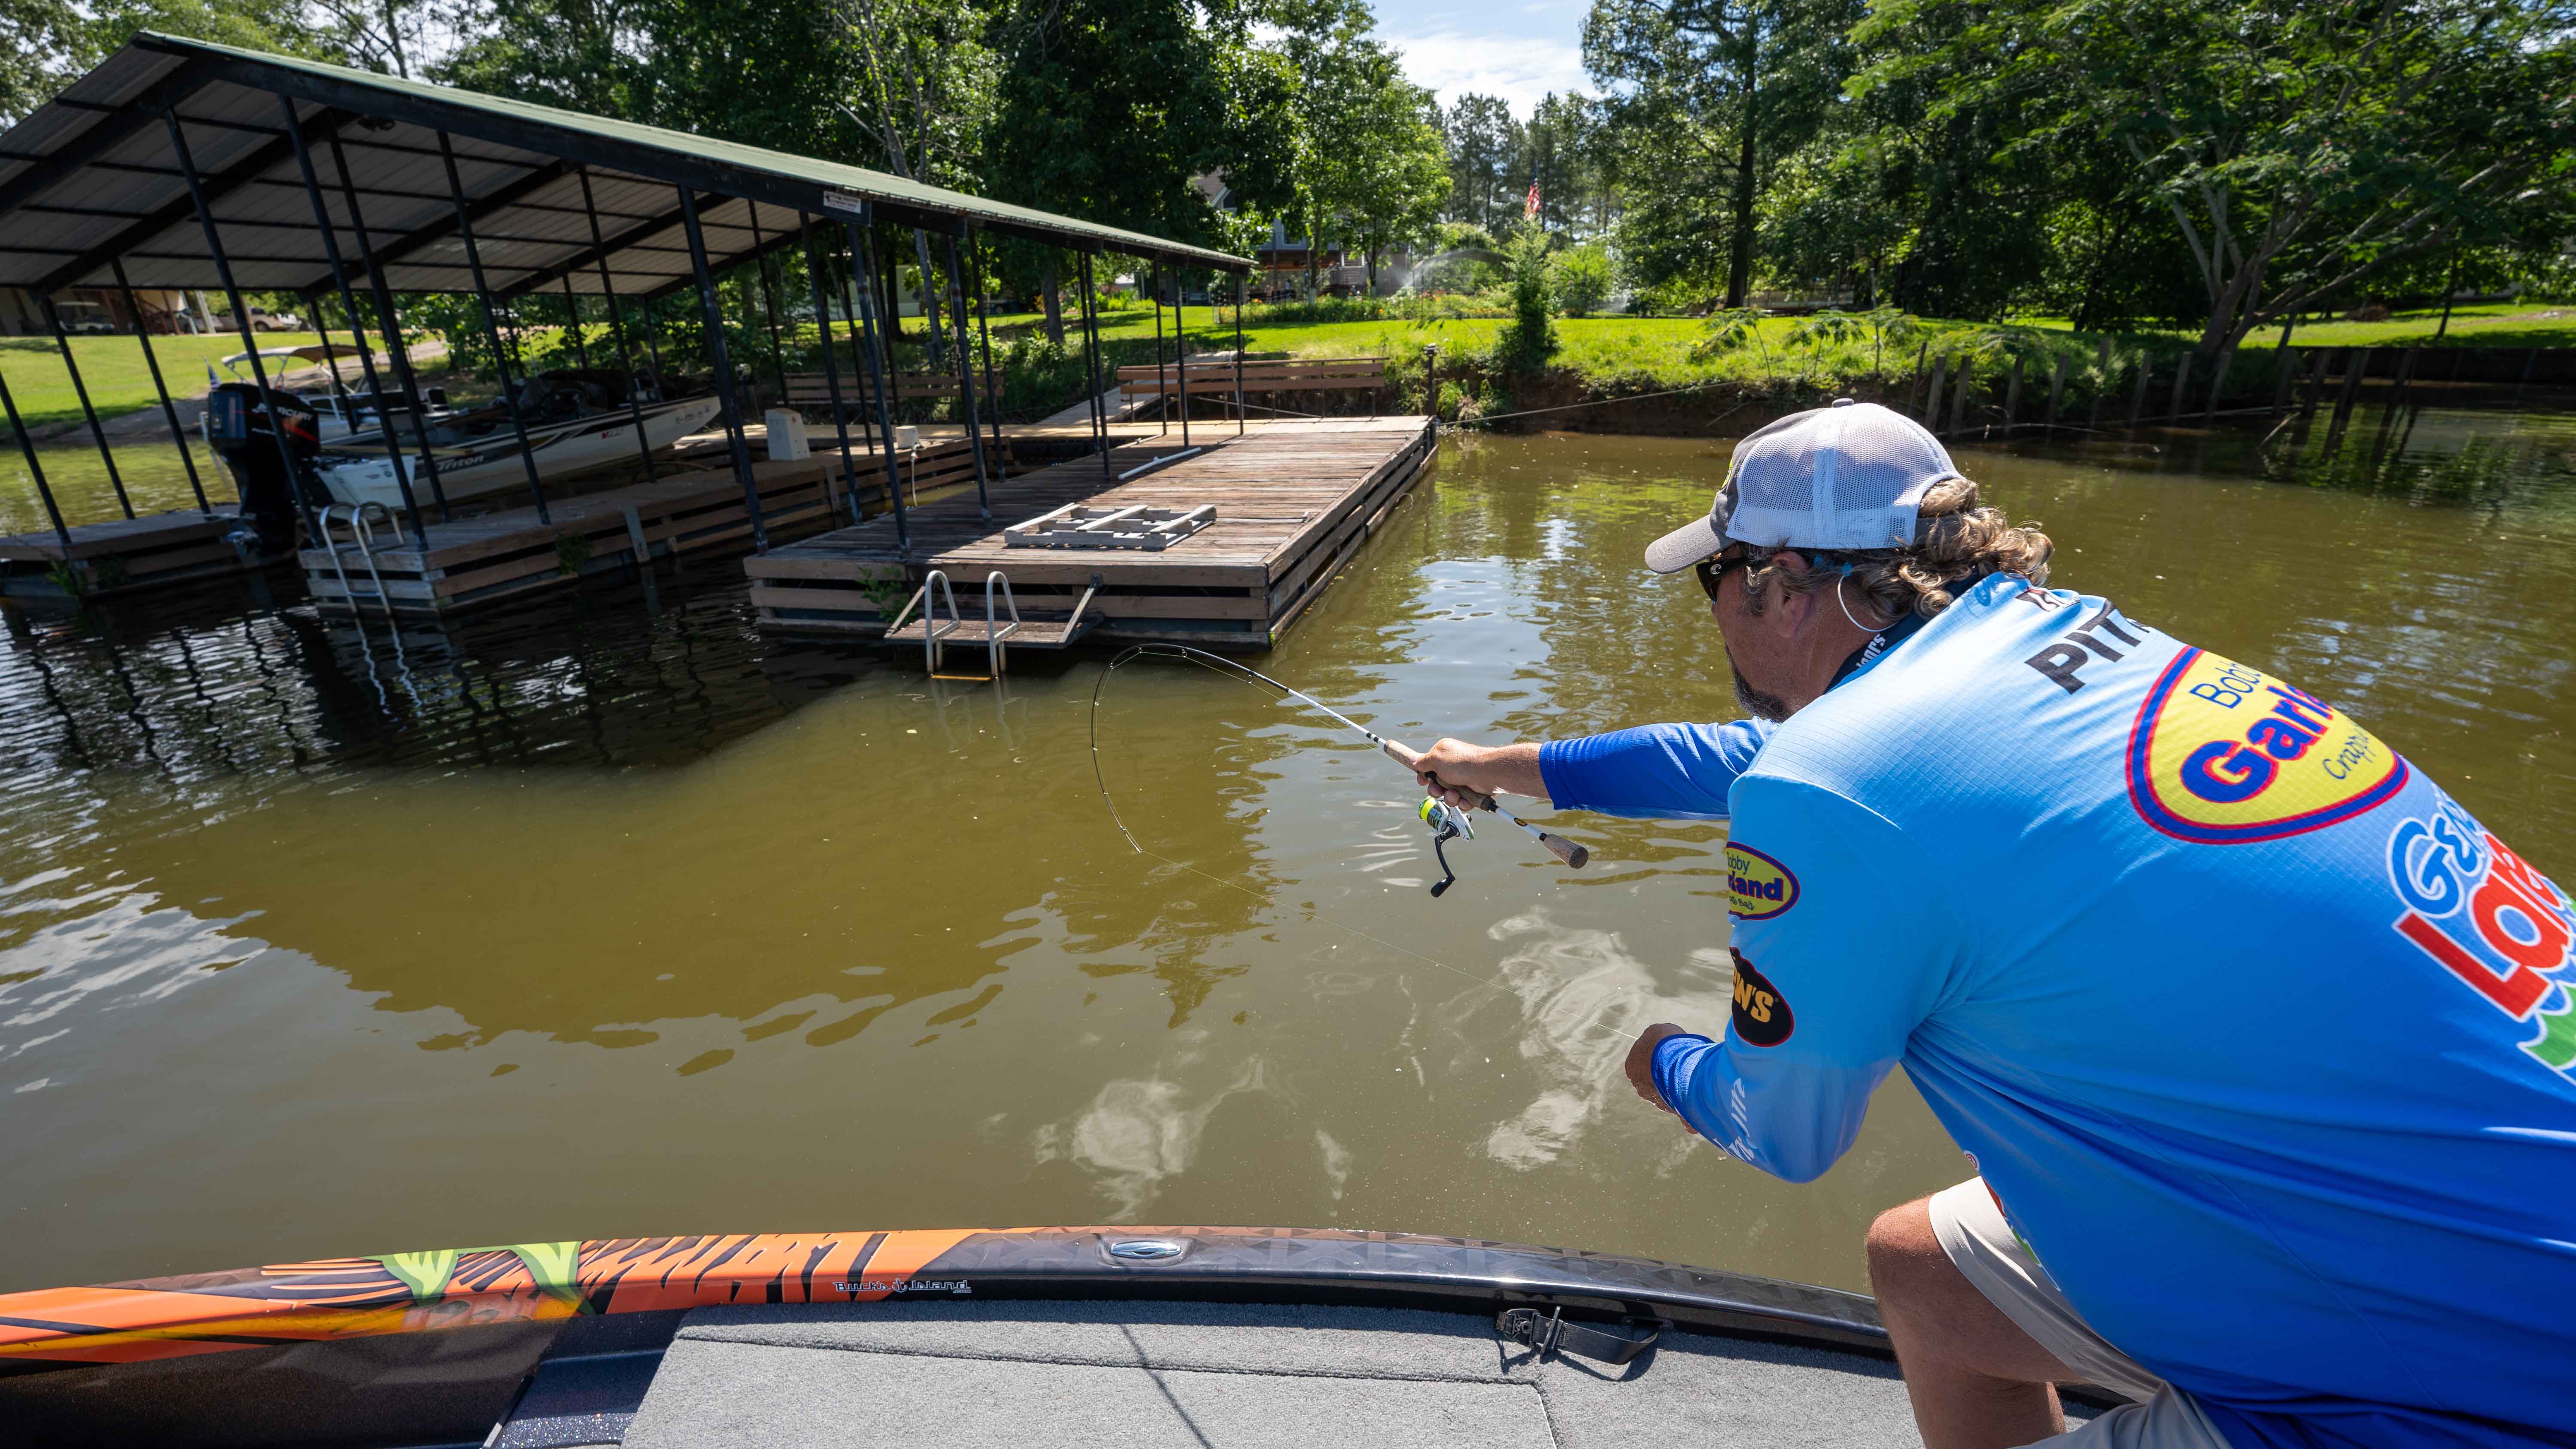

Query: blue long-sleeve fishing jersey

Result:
[1537,575,2576,1449]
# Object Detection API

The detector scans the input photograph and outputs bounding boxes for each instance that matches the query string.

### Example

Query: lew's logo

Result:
[1726,843,1798,921]
[1729,949,1794,1047]
[2126,649,2407,844]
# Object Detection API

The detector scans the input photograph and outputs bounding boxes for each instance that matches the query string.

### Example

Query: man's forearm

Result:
[1410,738,1549,803]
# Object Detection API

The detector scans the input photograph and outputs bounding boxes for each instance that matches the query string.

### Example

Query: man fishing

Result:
[1412,400,2576,1449]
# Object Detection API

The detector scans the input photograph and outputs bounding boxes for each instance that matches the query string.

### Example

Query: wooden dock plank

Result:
[747,416,1436,649]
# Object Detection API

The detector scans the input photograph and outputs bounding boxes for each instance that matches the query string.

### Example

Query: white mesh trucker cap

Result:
[1643,399,1965,573]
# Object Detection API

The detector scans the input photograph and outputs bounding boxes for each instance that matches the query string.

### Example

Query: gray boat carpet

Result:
[623,1299,1923,1448]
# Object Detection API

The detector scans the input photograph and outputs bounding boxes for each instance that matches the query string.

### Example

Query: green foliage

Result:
[1586,0,1863,306]
[1440,95,1522,232]
[1549,243,1618,317]
[1689,308,1772,365]
[1498,227,1558,369]
[987,0,1293,243]
[1853,0,2576,352]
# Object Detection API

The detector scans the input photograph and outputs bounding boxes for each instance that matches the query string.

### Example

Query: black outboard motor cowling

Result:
[206,383,323,554]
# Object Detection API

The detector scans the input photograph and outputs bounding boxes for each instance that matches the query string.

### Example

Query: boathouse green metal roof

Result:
[0,32,1252,301]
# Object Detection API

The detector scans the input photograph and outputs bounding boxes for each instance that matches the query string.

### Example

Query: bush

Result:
[1251,295,1394,324]
[1550,244,1617,318]
[1497,228,1557,370]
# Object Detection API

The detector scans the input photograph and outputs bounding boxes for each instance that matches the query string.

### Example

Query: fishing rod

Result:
[1091,643,1589,897]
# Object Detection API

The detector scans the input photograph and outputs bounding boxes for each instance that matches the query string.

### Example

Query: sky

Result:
[1371,0,1593,118]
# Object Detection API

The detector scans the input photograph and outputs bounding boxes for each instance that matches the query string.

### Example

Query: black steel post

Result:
[942,229,991,519]
[678,188,768,552]
[797,216,862,526]
[745,203,791,404]
[969,235,1006,481]
[1151,262,1168,437]
[560,274,591,370]
[167,109,318,544]
[844,217,908,554]
[574,168,658,484]
[1235,270,1246,435]
[0,370,75,554]
[325,129,451,521]
[1078,251,1110,478]
[1173,268,1196,433]
[281,97,427,543]
[40,295,132,518]
[110,258,211,514]
[434,131,551,522]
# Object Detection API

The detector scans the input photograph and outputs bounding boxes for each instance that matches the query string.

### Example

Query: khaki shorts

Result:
[1929,1179,2230,1449]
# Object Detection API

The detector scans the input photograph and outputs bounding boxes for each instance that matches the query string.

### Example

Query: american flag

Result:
[1523,176,1541,220]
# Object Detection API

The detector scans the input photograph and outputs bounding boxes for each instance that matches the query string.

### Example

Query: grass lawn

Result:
[0,331,343,431]
[2011,301,2576,352]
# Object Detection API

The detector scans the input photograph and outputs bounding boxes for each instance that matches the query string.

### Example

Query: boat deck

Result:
[746,416,1437,650]
[606,1299,1929,1449]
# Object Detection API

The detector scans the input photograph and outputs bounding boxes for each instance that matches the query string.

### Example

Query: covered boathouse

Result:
[0,33,1434,649]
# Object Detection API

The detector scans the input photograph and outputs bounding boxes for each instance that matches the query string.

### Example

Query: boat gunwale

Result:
[0,1224,1887,1374]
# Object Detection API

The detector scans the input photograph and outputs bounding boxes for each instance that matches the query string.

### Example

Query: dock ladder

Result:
[883,569,1103,679]
[316,502,404,616]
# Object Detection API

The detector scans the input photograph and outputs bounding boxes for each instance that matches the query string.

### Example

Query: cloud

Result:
[1387,32,1592,115]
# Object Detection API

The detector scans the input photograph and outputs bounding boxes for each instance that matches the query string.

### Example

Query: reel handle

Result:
[1383,740,1589,870]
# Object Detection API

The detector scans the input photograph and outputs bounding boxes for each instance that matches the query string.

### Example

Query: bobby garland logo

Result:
[1725,843,1799,921]
[2385,791,2576,1076]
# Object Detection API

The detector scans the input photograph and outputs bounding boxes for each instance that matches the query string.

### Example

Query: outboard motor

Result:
[205,383,322,554]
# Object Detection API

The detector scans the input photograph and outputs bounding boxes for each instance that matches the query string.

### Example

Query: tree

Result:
[1584,0,1861,307]
[987,0,1294,247]
[1863,0,2576,356]
[1313,56,1449,291]
[3,0,363,124]
[1442,93,1522,229]
[1522,92,1609,236]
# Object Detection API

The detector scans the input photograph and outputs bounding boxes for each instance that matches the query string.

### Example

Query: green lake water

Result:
[1,403,2570,1296]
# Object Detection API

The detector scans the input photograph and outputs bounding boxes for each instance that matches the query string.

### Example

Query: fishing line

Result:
[1086,644,1573,999]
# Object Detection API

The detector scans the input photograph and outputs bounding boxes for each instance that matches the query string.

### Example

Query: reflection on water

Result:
[1,403,2570,1296]
[0,435,234,537]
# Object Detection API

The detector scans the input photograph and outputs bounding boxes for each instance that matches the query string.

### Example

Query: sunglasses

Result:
[1694,548,1752,602]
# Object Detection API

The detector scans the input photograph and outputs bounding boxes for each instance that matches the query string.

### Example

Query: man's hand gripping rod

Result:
[1376,736,1592,872]
[1098,646,1590,896]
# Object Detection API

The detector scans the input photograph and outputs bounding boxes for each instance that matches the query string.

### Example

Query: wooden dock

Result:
[745,416,1438,650]
[0,508,258,601]
[300,433,1012,617]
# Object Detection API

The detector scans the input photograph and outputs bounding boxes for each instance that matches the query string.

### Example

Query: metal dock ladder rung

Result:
[883,570,1102,680]
[317,502,402,617]
[923,570,1019,681]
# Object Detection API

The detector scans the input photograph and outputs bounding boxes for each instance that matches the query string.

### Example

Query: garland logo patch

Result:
[1729,950,1794,1047]
[1726,843,1799,920]
[2126,648,2407,844]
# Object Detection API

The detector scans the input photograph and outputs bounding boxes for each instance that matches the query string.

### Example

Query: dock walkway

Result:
[0,508,249,599]
[747,416,1437,649]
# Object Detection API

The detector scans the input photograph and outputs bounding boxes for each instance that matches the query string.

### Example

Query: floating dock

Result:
[0,508,257,601]
[745,416,1437,650]
[299,433,1013,617]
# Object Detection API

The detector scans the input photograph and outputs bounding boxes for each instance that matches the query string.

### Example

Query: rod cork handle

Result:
[1532,831,1590,869]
